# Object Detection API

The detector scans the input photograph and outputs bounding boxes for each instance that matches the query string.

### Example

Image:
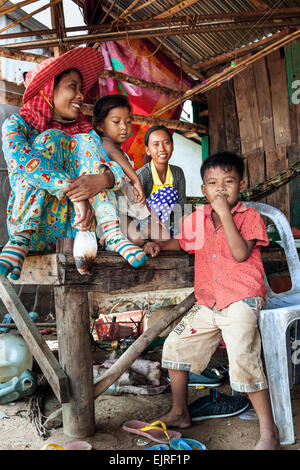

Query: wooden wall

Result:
[206,46,300,226]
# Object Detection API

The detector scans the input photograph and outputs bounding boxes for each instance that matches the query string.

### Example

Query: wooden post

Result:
[54,287,95,438]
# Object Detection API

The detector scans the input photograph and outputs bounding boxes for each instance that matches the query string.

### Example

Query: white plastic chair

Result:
[244,201,300,445]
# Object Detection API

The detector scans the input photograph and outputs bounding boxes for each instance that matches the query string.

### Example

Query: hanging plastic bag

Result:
[73,231,98,275]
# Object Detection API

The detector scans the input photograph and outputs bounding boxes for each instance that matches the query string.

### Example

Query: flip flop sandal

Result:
[41,441,92,450]
[122,420,182,444]
[169,438,207,450]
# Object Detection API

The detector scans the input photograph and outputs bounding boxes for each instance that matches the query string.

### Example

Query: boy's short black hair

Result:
[93,94,131,128]
[201,151,244,181]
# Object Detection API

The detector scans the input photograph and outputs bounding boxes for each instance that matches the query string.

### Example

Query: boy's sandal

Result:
[169,438,207,451]
[122,420,181,444]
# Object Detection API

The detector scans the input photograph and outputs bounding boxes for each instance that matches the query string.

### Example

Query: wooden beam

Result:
[150,27,300,118]
[54,287,95,438]
[0,0,39,17]
[94,292,196,398]
[0,0,62,35]
[50,0,67,57]
[248,0,269,9]
[192,30,288,71]
[0,0,9,7]
[0,274,69,404]
[0,46,203,101]
[153,0,200,19]
[0,88,208,133]
[6,20,300,51]
[1,8,300,40]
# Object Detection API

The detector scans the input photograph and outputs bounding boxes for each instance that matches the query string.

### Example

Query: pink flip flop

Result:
[122,420,182,444]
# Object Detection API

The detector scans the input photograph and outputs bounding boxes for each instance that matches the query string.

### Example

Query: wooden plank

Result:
[287,144,300,229]
[223,80,241,154]
[11,253,64,285]
[246,149,265,185]
[253,58,275,151]
[234,67,263,154]
[0,275,69,403]
[207,86,226,154]
[54,288,95,437]
[265,146,290,219]
[267,49,291,147]
[61,251,194,293]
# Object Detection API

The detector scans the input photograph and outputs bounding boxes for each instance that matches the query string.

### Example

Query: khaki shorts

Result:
[162,297,268,393]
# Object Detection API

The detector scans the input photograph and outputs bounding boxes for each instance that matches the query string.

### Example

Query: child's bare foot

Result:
[254,427,280,450]
[159,410,192,429]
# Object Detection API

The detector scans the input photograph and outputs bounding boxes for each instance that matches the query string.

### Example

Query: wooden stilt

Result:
[54,287,95,438]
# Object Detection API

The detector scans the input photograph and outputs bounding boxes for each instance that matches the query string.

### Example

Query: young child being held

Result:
[63,94,149,266]
[150,151,280,450]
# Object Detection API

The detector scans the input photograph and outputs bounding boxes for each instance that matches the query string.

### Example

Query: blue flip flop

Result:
[146,444,170,450]
[169,438,207,450]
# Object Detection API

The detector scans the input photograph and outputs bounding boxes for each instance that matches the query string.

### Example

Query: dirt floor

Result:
[1,343,300,452]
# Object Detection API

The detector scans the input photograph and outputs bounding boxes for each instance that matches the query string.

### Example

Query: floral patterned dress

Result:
[2,113,125,251]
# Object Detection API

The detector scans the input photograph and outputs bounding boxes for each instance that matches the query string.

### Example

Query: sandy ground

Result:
[1,344,300,452]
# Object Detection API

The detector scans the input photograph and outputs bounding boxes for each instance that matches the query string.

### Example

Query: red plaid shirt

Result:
[177,202,269,310]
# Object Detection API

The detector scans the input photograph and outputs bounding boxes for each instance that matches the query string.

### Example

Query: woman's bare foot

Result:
[254,427,281,450]
[159,410,192,429]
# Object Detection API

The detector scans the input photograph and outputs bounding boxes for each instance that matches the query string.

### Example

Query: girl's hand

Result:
[143,241,160,257]
[62,172,114,202]
[133,180,146,206]
[73,200,95,231]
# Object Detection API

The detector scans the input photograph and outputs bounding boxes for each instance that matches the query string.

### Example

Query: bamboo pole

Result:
[151,26,300,118]
[0,0,62,35]
[0,0,8,7]
[0,89,208,133]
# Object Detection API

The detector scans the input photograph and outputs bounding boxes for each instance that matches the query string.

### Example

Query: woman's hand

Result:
[133,180,146,206]
[73,200,95,231]
[62,171,114,202]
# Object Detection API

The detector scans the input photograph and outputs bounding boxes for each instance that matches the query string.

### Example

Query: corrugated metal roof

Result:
[104,0,300,72]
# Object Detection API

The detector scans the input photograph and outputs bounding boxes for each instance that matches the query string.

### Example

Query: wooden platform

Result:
[0,246,295,438]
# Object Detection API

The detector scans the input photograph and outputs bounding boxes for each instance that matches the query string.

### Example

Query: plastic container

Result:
[0,333,33,383]
[73,231,98,275]
[0,369,36,404]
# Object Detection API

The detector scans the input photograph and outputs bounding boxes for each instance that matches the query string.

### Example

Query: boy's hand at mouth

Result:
[211,189,231,219]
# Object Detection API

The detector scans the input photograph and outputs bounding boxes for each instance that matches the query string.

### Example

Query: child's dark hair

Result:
[92,94,132,131]
[200,151,244,181]
[144,125,173,164]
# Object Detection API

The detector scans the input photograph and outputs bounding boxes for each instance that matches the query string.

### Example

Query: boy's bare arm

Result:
[157,238,182,251]
[212,193,255,262]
